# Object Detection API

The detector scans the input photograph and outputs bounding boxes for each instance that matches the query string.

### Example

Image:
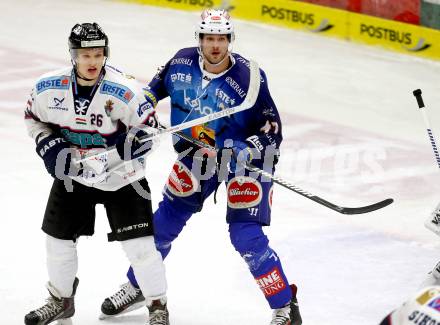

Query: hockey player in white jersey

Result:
[380,205,440,324]
[380,285,440,324]
[419,204,440,290]
[24,23,169,325]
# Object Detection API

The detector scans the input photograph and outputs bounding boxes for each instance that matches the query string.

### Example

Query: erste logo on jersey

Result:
[256,267,287,297]
[166,161,198,197]
[100,80,134,104]
[215,88,236,106]
[171,73,192,84]
[36,76,70,94]
[227,176,262,209]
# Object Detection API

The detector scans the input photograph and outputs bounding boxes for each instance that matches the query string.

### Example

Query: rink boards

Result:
[121,0,440,61]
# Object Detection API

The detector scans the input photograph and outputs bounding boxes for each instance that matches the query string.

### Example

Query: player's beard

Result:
[201,47,229,65]
[204,50,228,65]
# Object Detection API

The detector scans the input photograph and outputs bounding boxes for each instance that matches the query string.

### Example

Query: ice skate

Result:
[24,278,79,325]
[147,297,169,325]
[100,281,145,319]
[270,285,302,325]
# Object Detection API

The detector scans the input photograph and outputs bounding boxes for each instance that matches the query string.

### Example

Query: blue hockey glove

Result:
[36,134,76,178]
[115,126,155,161]
[228,140,253,173]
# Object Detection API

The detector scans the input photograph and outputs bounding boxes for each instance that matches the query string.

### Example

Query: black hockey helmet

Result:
[68,22,109,58]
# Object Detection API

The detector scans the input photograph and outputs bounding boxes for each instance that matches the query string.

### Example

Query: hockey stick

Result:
[413,89,440,168]
[174,131,394,215]
[75,59,261,165]
[413,89,440,235]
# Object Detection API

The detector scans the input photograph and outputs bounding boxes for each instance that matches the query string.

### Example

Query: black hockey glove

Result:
[172,135,202,157]
[115,127,154,161]
[36,134,77,178]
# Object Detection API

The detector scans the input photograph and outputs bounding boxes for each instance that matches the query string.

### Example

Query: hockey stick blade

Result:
[245,163,394,215]
[332,198,394,215]
[174,131,394,215]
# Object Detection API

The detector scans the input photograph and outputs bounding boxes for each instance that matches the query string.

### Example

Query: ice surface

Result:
[1,0,440,324]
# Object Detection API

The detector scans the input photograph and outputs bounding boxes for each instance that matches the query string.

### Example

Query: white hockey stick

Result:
[413,89,440,286]
[413,89,440,235]
[75,59,260,165]
[413,89,440,168]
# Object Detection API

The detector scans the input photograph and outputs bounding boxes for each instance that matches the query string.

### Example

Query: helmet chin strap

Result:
[75,70,96,82]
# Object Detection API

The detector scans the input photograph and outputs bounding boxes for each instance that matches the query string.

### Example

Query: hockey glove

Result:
[36,134,76,178]
[115,126,155,161]
[225,140,253,173]
[80,151,109,184]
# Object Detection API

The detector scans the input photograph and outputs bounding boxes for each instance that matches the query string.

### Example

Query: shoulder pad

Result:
[100,80,134,104]
[36,75,71,94]
[106,65,136,80]
[35,67,72,95]
[170,47,198,66]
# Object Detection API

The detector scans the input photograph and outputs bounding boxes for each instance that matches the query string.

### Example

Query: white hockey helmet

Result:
[195,9,235,42]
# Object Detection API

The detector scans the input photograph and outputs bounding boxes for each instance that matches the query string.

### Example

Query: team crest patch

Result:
[255,267,287,298]
[100,80,134,104]
[227,176,262,209]
[36,76,70,94]
[166,161,198,197]
[104,100,114,117]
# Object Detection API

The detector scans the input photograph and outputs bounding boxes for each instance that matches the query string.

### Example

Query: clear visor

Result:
[70,47,107,65]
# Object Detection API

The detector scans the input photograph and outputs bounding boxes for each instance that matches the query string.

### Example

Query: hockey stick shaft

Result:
[413,89,440,235]
[75,60,260,164]
[413,89,440,169]
[175,131,393,215]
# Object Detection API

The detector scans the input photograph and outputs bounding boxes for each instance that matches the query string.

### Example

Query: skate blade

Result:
[56,318,73,325]
[99,301,146,320]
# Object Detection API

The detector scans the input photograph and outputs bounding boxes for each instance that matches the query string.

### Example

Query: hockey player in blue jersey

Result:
[101,10,302,325]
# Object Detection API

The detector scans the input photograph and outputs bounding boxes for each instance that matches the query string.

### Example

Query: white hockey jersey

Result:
[382,286,440,325]
[25,65,158,191]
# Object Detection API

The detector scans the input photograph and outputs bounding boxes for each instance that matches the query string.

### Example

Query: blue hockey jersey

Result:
[144,47,283,161]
